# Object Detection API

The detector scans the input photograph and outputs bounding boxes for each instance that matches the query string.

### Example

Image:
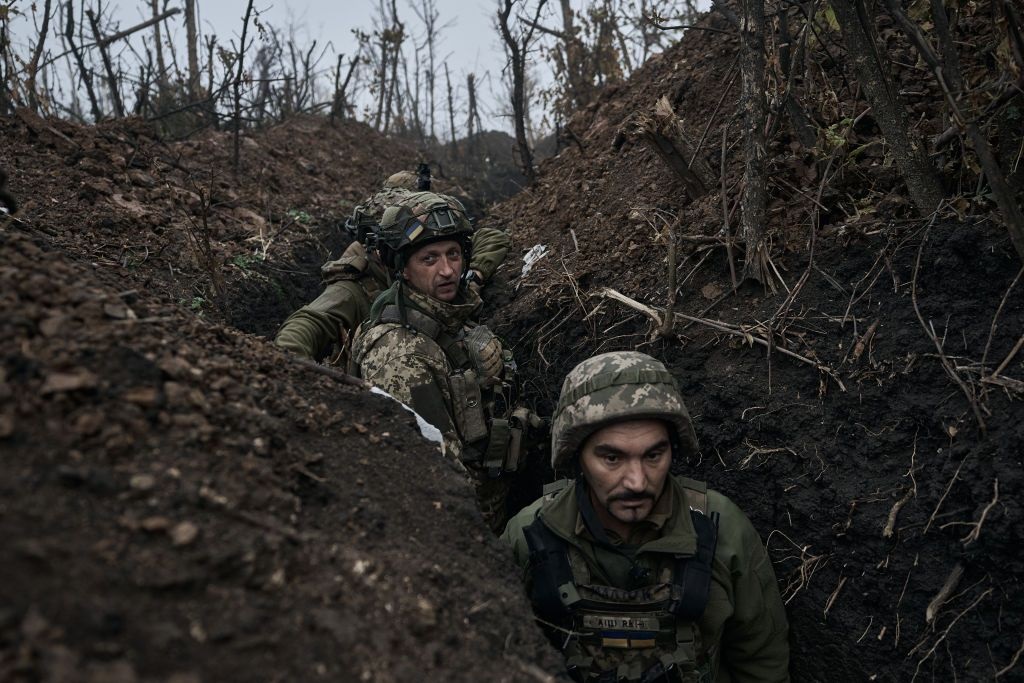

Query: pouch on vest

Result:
[482,406,540,476]
[449,369,489,450]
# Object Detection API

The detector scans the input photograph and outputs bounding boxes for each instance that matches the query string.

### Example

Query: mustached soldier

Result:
[350,192,537,533]
[273,170,510,365]
[502,352,789,682]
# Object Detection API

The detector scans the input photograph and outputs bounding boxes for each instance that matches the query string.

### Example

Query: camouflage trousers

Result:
[467,466,510,534]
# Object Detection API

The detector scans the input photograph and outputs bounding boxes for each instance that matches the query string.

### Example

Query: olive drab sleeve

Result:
[500,498,545,572]
[273,280,371,360]
[468,227,512,282]
[711,492,791,683]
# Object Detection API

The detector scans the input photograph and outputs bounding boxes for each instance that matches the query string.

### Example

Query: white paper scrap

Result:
[521,244,549,278]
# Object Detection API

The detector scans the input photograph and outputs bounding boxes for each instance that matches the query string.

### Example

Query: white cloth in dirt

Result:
[369,386,445,453]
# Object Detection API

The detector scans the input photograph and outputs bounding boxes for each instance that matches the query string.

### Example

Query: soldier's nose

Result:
[621,459,647,491]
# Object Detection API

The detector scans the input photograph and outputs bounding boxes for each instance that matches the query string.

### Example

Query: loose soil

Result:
[3,4,1024,683]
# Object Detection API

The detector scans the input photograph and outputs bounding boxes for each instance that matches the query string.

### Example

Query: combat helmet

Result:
[375,191,474,270]
[344,185,412,245]
[550,351,699,469]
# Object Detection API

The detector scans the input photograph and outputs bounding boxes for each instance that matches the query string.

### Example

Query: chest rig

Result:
[374,303,530,476]
[524,482,719,683]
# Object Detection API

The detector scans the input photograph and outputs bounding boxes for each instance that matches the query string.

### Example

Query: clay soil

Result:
[3,5,1024,683]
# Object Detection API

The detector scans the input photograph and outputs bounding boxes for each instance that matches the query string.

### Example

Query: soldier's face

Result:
[403,240,464,301]
[579,420,672,533]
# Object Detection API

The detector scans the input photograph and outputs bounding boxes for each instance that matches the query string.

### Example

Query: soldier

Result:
[501,351,790,682]
[350,191,537,533]
[273,170,510,365]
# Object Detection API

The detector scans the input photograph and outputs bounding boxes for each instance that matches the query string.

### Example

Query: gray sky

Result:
[64,0,513,130]
[9,0,517,130]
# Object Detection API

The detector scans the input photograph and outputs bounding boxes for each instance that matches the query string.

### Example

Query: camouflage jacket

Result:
[350,282,501,463]
[273,225,511,361]
[501,476,790,683]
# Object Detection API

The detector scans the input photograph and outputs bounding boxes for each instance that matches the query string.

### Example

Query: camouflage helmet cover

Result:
[346,186,412,242]
[376,191,473,266]
[383,170,418,190]
[550,351,699,469]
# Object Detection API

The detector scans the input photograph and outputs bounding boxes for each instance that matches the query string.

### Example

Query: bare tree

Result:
[884,0,1024,259]
[444,61,457,148]
[184,0,201,99]
[86,7,124,118]
[150,0,167,92]
[411,0,443,141]
[830,0,945,213]
[232,0,257,173]
[25,0,55,112]
[498,0,548,183]
[64,1,102,121]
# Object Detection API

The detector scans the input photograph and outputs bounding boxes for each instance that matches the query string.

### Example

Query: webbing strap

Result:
[379,305,441,338]
[669,510,718,621]
[378,305,471,368]
[555,368,679,417]
[523,517,577,623]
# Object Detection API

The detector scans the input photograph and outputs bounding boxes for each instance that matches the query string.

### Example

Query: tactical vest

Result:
[355,302,531,475]
[524,480,719,683]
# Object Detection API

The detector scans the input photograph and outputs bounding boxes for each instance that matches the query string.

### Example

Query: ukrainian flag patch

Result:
[405,219,425,241]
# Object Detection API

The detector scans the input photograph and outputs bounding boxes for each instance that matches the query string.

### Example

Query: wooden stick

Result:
[292,357,370,389]
[598,287,846,391]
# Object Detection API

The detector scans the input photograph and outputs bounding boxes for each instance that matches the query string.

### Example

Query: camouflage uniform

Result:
[273,186,510,363]
[350,192,531,533]
[501,352,790,683]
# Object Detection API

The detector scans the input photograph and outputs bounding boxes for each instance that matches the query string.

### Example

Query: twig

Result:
[990,334,1024,379]
[981,266,1023,377]
[913,587,993,681]
[660,218,678,338]
[996,635,1024,678]
[721,121,738,290]
[911,222,987,435]
[599,288,847,391]
[823,575,847,618]
[292,357,370,389]
[923,453,969,535]
[960,479,999,545]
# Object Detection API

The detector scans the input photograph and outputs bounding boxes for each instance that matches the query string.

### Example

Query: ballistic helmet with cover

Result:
[550,351,699,469]
[376,191,474,270]
[383,170,419,190]
[345,185,412,244]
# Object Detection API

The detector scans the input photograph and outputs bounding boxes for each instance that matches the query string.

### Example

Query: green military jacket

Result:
[273,226,511,361]
[501,476,790,683]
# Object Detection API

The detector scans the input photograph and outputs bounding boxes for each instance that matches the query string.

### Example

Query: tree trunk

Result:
[184,0,201,99]
[497,0,538,182]
[444,62,457,153]
[86,9,124,118]
[150,0,167,93]
[25,0,54,112]
[831,0,946,213]
[738,0,771,287]
[65,1,103,122]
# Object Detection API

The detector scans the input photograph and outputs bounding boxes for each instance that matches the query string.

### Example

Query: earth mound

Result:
[0,115,562,681]
[483,7,1024,682]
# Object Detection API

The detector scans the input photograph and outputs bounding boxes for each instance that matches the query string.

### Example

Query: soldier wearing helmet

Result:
[273,168,509,366]
[350,192,538,533]
[501,352,790,683]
